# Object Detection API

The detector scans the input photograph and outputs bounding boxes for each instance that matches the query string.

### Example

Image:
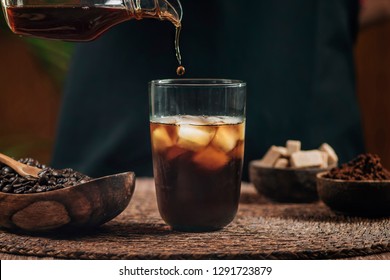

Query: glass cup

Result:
[149,79,246,232]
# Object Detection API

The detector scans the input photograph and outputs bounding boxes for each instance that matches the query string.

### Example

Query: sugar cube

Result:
[286,140,301,156]
[260,146,284,167]
[274,158,289,168]
[290,150,323,168]
[319,143,338,166]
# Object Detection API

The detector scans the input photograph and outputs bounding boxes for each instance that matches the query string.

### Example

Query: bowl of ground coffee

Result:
[0,157,135,231]
[317,154,390,217]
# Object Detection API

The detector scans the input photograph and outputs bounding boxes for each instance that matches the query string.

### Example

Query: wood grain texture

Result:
[4,251,389,260]
[317,174,390,217]
[0,153,42,178]
[0,178,389,260]
[249,161,330,203]
[0,172,135,231]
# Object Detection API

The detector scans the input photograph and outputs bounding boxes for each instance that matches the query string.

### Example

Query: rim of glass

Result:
[150,79,246,87]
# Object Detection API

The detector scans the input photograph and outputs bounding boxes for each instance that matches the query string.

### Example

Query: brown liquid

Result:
[150,116,245,231]
[6,6,132,41]
[5,5,183,67]
[175,25,182,65]
[176,65,185,76]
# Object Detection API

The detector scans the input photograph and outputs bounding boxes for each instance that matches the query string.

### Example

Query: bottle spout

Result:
[125,0,183,26]
[163,0,183,23]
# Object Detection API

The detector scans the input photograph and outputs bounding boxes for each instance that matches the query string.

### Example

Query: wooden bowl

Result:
[317,172,390,217]
[0,172,135,232]
[249,160,330,203]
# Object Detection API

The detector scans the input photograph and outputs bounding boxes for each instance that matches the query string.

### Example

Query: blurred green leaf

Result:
[24,38,75,85]
[0,11,71,161]
[0,136,52,159]
[0,9,74,86]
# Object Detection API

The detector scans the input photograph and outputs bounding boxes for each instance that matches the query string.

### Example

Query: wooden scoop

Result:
[0,153,42,178]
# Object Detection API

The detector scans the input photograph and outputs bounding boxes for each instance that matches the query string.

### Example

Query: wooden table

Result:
[1,178,389,260]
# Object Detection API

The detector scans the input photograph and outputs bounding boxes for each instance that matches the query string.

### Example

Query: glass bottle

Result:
[1,0,182,41]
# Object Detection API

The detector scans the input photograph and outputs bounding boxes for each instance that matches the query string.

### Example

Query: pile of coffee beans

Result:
[0,158,92,194]
[325,153,390,181]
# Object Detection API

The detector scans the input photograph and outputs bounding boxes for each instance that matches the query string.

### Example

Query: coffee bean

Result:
[57,178,67,184]
[0,157,91,194]
[21,181,32,186]
[48,185,62,191]
[14,186,27,194]
[2,185,12,193]
[36,186,47,193]
[38,176,48,185]
[2,167,12,174]
[38,169,49,177]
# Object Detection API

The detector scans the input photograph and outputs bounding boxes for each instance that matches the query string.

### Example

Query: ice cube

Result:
[177,115,208,126]
[203,116,225,125]
[166,146,188,161]
[151,116,178,125]
[152,127,175,152]
[177,125,216,151]
[212,126,239,152]
[229,141,245,159]
[157,116,179,125]
[193,146,230,170]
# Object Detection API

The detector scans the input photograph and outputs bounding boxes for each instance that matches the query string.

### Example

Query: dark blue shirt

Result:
[52,0,364,180]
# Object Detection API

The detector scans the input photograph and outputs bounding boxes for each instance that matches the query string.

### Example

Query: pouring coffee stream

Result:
[2,0,184,73]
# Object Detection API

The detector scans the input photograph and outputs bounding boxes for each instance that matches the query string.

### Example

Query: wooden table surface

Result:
[1,178,390,260]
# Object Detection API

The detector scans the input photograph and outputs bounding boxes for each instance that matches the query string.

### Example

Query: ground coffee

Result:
[325,153,390,181]
[0,158,91,194]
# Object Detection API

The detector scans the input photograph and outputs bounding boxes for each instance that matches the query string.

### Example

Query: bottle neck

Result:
[124,0,182,27]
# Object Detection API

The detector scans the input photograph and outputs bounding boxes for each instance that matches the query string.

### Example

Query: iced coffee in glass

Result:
[149,79,246,232]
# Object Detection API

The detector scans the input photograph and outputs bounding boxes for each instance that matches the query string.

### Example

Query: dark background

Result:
[0,9,390,174]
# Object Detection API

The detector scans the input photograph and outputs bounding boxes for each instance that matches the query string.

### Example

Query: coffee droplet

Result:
[176,65,185,76]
